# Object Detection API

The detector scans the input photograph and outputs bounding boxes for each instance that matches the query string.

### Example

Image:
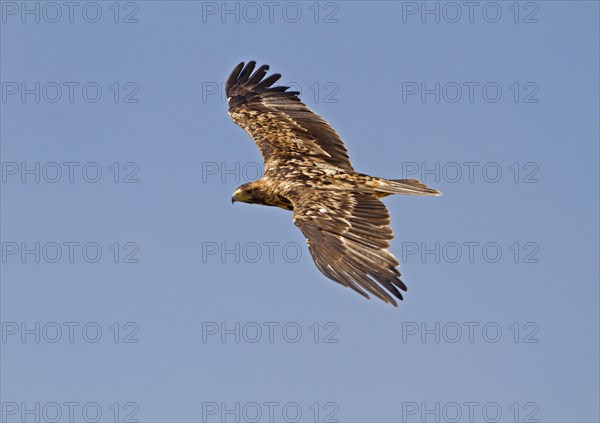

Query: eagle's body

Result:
[225,61,440,306]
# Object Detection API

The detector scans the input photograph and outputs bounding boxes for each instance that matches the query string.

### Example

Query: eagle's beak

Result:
[231,189,241,204]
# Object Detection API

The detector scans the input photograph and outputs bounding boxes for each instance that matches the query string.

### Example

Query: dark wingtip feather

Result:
[258,73,281,89]
[247,64,270,86]
[225,62,245,96]
[395,278,408,292]
[237,61,257,85]
[225,61,258,97]
[225,61,299,100]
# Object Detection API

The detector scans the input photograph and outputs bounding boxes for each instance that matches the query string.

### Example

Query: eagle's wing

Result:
[290,189,407,306]
[225,61,354,171]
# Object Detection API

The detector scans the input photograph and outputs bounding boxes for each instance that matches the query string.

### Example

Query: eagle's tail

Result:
[373,178,442,197]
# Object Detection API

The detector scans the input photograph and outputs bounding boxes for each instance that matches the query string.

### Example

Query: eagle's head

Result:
[231,181,267,205]
[232,181,293,210]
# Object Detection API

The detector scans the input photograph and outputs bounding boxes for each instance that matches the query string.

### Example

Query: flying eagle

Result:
[225,61,440,306]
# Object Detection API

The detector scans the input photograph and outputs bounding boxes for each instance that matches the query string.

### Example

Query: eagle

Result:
[225,61,440,306]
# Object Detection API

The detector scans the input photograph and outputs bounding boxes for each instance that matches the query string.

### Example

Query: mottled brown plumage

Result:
[226,61,440,306]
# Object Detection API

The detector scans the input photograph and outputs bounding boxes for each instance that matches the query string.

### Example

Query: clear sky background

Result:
[1,1,599,422]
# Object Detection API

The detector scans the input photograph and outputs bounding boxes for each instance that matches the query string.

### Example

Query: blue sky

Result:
[1,1,598,422]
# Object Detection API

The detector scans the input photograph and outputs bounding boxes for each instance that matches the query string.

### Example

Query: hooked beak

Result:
[231,189,241,205]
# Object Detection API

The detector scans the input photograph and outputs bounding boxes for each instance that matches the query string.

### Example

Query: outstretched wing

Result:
[290,189,407,306]
[225,61,354,171]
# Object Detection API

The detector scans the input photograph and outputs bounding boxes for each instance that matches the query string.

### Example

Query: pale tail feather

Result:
[375,178,442,197]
